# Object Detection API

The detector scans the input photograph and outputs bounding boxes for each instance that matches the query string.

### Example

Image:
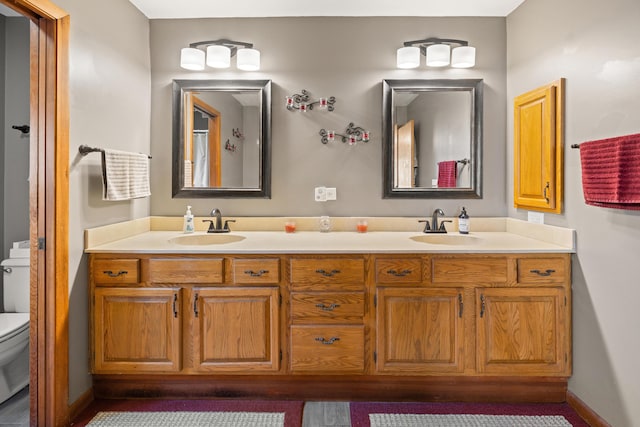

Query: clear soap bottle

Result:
[183,205,194,233]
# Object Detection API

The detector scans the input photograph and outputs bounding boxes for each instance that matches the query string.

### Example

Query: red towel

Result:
[437,160,457,188]
[580,133,640,210]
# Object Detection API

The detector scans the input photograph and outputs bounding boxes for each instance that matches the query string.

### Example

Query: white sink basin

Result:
[169,234,246,246]
[410,234,480,245]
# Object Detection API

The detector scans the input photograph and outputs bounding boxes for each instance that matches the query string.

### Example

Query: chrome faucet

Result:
[210,208,222,230]
[419,208,451,233]
[202,208,235,233]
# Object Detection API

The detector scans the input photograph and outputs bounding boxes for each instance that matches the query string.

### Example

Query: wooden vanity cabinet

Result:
[90,255,281,375]
[89,251,571,401]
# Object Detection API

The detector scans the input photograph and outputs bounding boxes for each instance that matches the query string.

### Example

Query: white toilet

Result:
[0,241,30,404]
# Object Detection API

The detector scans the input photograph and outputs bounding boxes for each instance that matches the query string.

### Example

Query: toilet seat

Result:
[0,313,29,342]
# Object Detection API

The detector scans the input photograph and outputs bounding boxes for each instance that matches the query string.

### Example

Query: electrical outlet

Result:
[528,211,545,224]
[325,187,337,200]
[315,186,327,202]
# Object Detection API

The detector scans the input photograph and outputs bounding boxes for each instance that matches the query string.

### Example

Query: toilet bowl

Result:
[0,248,30,404]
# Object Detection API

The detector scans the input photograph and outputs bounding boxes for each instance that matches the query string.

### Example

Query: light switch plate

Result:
[325,187,337,200]
[528,211,545,224]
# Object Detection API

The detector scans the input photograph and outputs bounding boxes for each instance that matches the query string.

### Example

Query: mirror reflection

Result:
[383,79,483,199]
[172,79,271,198]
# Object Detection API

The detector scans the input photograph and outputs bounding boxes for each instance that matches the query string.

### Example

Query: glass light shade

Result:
[206,45,231,68]
[396,46,420,69]
[426,44,451,67]
[451,46,476,68]
[180,48,205,71]
[237,48,261,71]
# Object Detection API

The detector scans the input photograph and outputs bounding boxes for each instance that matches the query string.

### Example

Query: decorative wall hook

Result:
[286,89,336,112]
[12,125,30,134]
[225,139,237,152]
[232,128,244,140]
[319,123,370,145]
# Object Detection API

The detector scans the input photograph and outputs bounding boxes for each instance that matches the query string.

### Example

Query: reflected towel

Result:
[437,160,457,188]
[101,149,151,201]
[580,133,640,210]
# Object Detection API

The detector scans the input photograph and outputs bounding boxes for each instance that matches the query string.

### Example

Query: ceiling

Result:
[127,0,526,19]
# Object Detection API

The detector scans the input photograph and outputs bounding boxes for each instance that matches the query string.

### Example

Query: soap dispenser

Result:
[458,207,470,234]
[183,205,195,233]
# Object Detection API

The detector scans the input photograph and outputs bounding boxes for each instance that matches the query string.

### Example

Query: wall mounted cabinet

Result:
[513,79,565,213]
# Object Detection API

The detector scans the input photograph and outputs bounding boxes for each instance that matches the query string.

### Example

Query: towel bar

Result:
[79,144,151,159]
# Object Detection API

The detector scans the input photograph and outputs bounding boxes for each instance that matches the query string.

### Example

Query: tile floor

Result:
[0,387,29,427]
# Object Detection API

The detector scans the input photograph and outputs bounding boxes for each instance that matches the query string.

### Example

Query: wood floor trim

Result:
[566,391,611,427]
[68,388,94,425]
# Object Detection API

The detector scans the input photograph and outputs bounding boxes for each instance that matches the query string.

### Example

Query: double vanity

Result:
[85,216,575,402]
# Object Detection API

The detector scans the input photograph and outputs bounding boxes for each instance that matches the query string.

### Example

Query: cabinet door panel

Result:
[477,288,567,375]
[192,287,279,372]
[93,287,181,373]
[376,288,464,374]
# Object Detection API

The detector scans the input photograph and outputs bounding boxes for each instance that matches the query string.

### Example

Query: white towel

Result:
[101,149,151,201]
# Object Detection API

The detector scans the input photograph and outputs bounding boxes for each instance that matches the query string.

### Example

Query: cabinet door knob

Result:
[315,303,340,311]
[315,337,340,345]
[103,270,127,278]
[530,269,555,277]
[315,269,341,277]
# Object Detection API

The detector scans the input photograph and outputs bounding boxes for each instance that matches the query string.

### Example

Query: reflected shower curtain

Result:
[193,131,209,187]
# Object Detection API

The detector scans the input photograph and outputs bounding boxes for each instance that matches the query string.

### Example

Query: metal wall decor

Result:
[286,89,336,112]
[319,123,370,145]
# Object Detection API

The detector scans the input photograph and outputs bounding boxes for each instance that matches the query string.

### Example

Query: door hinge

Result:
[38,237,45,250]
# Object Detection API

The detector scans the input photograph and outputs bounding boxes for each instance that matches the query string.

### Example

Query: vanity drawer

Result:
[431,256,508,284]
[290,325,365,373]
[148,258,224,284]
[290,258,365,291]
[517,258,566,284]
[291,292,365,324]
[93,259,140,285]
[375,258,423,284]
[233,258,280,284]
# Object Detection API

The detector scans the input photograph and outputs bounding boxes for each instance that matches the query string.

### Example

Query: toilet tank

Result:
[1,257,30,313]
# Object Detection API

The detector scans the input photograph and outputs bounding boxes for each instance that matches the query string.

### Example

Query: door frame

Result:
[2,0,69,425]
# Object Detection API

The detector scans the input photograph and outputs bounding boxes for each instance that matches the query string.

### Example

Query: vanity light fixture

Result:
[180,39,260,71]
[319,123,370,145]
[286,89,336,112]
[397,37,476,69]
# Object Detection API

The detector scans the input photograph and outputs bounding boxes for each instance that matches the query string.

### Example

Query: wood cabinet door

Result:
[191,287,280,372]
[513,79,564,213]
[376,287,464,374]
[476,288,568,375]
[93,287,182,373]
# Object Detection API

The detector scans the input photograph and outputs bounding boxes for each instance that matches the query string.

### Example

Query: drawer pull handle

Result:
[245,269,268,277]
[530,269,555,277]
[193,293,199,318]
[387,269,412,277]
[103,270,127,278]
[315,337,340,345]
[315,303,340,311]
[315,269,341,277]
[480,294,486,318]
[458,293,464,318]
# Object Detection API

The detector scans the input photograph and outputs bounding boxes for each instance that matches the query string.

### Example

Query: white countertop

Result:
[84,217,576,254]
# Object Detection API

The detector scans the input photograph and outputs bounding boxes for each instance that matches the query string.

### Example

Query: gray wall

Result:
[149,17,507,218]
[54,0,151,403]
[1,15,29,308]
[507,0,640,425]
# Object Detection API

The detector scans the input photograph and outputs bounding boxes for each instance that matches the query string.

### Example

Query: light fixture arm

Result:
[189,39,254,56]
[403,37,468,55]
